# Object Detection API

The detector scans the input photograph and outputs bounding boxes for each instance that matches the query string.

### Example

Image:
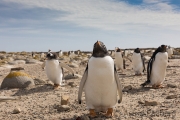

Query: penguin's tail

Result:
[140,80,150,87]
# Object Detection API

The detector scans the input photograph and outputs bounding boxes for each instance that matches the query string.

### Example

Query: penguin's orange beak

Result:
[95,40,101,47]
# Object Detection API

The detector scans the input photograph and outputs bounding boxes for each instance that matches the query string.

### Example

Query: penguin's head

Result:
[159,45,167,52]
[92,41,108,57]
[46,52,58,60]
[116,47,121,52]
[134,48,140,53]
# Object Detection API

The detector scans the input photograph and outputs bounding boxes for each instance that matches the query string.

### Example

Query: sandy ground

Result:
[0,56,180,120]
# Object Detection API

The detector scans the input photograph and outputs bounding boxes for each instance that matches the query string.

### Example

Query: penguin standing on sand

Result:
[59,50,63,57]
[78,41,122,118]
[141,45,168,89]
[132,48,145,75]
[167,46,173,59]
[115,47,125,72]
[40,52,45,59]
[42,51,74,89]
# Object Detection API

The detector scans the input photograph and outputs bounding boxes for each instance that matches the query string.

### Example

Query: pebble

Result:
[145,100,160,106]
[55,105,70,112]
[61,95,69,105]
[12,108,21,114]
[166,95,177,99]
[123,85,132,92]
[167,84,177,88]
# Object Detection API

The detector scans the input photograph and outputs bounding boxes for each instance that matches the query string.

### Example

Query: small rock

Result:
[162,93,167,95]
[15,60,26,64]
[68,63,79,68]
[26,59,39,64]
[68,82,76,87]
[123,85,132,92]
[166,95,177,99]
[145,100,160,106]
[12,108,21,114]
[138,100,144,104]
[34,79,46,85]
[81,115,90,120]
[64,74,80,80]
[56,105,70,112]
[167,84,177,88]
[61,95,69,105]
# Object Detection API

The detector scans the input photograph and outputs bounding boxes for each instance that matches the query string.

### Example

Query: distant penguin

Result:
[78,41,122,118]
[40,53,45,59]
[167,46,173,58]
[42,51,74,89]
[32,52,35,58]
[115,47,125,72]
[124,49,129,57]
[141,45,168,89]
[110,50,115,58]
[59,50,63,57]
[69,51,75,60]
[132,48,145,75]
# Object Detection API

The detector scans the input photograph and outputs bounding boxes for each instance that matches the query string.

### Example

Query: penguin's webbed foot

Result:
[78,100,81,104]
[89,109,97,118]
[105,108,113,118]
[53,84,60,89]
[140,81,150,87]
[153,84,165,89]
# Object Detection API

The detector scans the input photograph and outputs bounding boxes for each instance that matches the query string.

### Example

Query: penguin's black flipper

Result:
[140,53,146,72]
[78,65,88,104]
[140,80,150,87]
[141,57,153,87]
[123,59,126,69]
[114,65,123,103]
[61,67,64,80]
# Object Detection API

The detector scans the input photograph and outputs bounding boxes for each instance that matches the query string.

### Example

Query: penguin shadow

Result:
[12,84,55,96]
[125,87,152,94]
[74,113,116,120]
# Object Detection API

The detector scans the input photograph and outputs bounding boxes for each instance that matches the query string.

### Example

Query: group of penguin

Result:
[42,41,169,118]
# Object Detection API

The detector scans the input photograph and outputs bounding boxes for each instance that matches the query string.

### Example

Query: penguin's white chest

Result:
[59,52,63,57]
[150,52,168,85]
[84,56,117,111]
[115,52,123,69]
[45,60,63,85]
[132,53,143,73]
[167,48,173,57]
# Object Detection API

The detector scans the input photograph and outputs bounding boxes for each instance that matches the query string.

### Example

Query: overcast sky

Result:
[1,0,180,52]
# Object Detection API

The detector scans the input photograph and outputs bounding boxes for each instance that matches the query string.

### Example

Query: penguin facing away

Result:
[78,41,122,118]
[42,51,74,89]
[115,47,125,72]
[132,48,145,75]
[141,45,168,89]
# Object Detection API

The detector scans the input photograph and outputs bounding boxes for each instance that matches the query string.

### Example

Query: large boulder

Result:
[1,68,35,89]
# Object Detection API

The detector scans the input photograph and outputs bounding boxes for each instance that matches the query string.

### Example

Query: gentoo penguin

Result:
[124,49,129,57]
[59,50,63,58]
[69,51,75,60]
[40,52,45,59]
[32,52,35,58]
[167,46,173,59]
[115,47,125,72]
[132,48,145,75]
[42,51,74,89]
[78,41,122,118]
[141,45,168,89]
